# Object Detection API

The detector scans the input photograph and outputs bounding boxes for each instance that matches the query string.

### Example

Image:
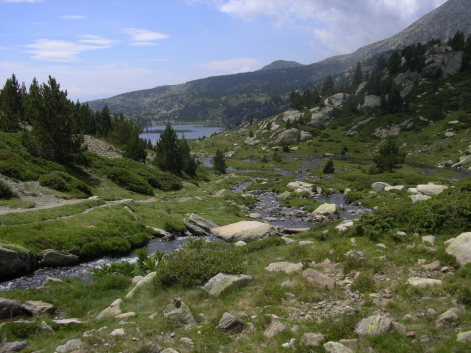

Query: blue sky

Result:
[0,0,447,102]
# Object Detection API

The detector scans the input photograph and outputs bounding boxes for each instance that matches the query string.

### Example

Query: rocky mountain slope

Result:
[87,0,471,127]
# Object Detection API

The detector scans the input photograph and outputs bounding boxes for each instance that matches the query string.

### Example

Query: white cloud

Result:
[59,15,86,20]
[23,36,114,62]
[122,28,169,46]
[197,57,259,73]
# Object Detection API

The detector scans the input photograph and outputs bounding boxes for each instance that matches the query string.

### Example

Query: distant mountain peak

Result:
[259,60,304,71]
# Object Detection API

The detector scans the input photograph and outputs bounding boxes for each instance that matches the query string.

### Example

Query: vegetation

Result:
[373,140,406,173]
[212,148,228,174]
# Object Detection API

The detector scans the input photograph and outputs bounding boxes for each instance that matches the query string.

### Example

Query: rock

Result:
[38,249,79,267]
[265,262,303,274]
[339,339,358,347]
[0,244,37,281]
[287,181,314,194]
[52,318,84,325]
[303,269,335,289]
[282,338,296,349]
[312,203,338,216]
[323,341,353,353]
[211,221,280,242]
[95,298,122,321]
[39,321,54,334]
[161,349,180,353]
[445,232,471,266]
[264,321,286,338]
[20,301,54,315]
[384,185,406,192]
[310,106,334,127]
[115,312,135,319]
[132,276,144,285]
[183,213,218,236]
[234,241,247,247]
[110,328,125,336]
[325,93,351,108]
[277,128,301,145]
[0,341,28,353]
[452,155,471,168]
[355,315,393,336]
[301,332,325,347]
[0,298,23,319]
[416,184,448,196]
[456,330,471,343]
[179,337,194,345]
[217,312,244,333]
[371,182,390,191]
[410,194,431,203]
[406,277,442,287]
[422,235,436,246]
[282,110,304,123]
[362,95,381,108]
[43,277,63,286]
[163,298,196,328]
[54,339,83,353]
[435,309,458,327]
[203,273,253,296]
[336,220,354,232]
[298,240,315,246]
[249,213,261,219]
[421,261,441,271]
[125,271,157,299]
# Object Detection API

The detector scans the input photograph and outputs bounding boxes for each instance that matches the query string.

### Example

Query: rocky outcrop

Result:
[361,95,381,108]
[282,110,304,123]
[203,273,252,296]
[211,221,280,242]
[125,272,157,299]
[423,45,465,78]
[38,249,79,267]
[324,93,351,108]
[20,300,54,315]
[0,244,36,281]
[277,128,301,145]
[184,213,218,236]
[0,297,24,319]
[310,106,334,128]
[95,298,123,321]
[445,232,471,266]
[287,181,314,194]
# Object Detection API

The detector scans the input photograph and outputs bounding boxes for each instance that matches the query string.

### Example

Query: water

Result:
[140,124,223,145]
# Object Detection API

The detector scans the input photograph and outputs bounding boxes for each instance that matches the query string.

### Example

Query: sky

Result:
[0,0,447,102]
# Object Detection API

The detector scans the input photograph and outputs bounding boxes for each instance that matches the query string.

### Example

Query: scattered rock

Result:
[303,269,335,289]
[456,330,471,343]
[421,261,441,271]
[323,341,353,353]
[0,298,23,319]
[355,315,393,336]
[406,277,442,287]
[211,221,280,242]
[95,298,122,321]
[435,309,458,327]
[264,321,286,338]
[445,232,471,266]
[287,181,314,194]
[55,339,83,353]
[336,220,354,232]
[422,235,436,246]
[20,300,54,316]
[110,328,125,336]
[163,298,196,328]
[52,319,85,325]
[410,194,431,203]
[416,184,448,196]
[183,213,218,236]
[312,203,338,216]
[125,272,157,299]
[39,321,54,334]
[371,182,391,191]
[234,241,247,247]
[202,273,253,296]
[0,244,37,281]
[217,312,244,333]
[38,249,79,267]
[301,332,325,347]
[265,262,303,274]
[0,340,28,353]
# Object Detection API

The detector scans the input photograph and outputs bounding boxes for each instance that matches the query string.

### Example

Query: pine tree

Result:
[323,159,335,174]
[0,74,23,132]
[352,62,363,88]
[123,125,147,162]
[153,123,180,174]
[373,140,406,173]
[322,75,335,97]
[178,136,197,176]
[212,148,227,174]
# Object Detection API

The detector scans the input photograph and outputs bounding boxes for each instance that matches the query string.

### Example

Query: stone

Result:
[115,312,135,319]
[110,328,125,336]
[298,240,315,246]
[179,337,194,345]
[301,332,325,347]
[456,330,471,343]
[163,298,196,328]
[21,301,54,315]
[362,95,381,108]
[202,273,253,296]
[211,221,280,242]
[323,341,353,353]
[410,194,431,203]
[338,339,358,347]
[264,262,303,274]
[52,319,84,325]
[422,235,436,246]
[310,106,334,127]
[371,182,391,191]
[452,155,471,168]
[303,269,335,289]
[416,184,448,196]
[355,315,393,336]
[217,312,244,333]
[264,321,286,338]
[132,276,144,285]
[95,298,122,320]
[384,185,406,192]
[183,213,218,236]
[161,349,180,353]
[336,220,354,232]
[406,277,442,287]
[0,297,23,319]
[435,309,458,327]
[234,241,247,247]
[287,181,314,194]
[55,339,83,353]
[0,244,37,281]
[0,341,28,353]
[278,128,301,145]
[421,261,441,271]
[125,272,157,299]
[39,321,54,334]
[312,203,338,216]
[38,249,79,267]
[445,232,471,266]
[249,213,261,219]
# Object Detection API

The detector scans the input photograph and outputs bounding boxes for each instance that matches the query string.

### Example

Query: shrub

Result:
[0,180,14,199]
[0,149,41,181]
[38,172,70,192]
[106,167,154,195]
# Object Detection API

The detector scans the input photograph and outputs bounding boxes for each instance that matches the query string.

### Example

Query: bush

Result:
[38,171,91,197]
[0,180,14,199]
[0,149,41,181]
[106,167,154,195]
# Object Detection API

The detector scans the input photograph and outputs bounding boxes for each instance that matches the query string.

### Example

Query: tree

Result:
[0,74,23,132]
[212,149,227,174]
[123,125,147,163]
[388,51,402,75]
[323,159,335,174]
[322,75,335,97]
[178,136,197,176]
[352,62,363,88]
[373,140,406,173]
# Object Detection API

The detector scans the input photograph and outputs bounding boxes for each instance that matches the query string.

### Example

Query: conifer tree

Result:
[373,140,406,173]
[323,159,335,174]
[212,148,227,174]
[123,125,147,162]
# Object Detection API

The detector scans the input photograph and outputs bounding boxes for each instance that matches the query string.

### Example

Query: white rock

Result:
[406,277,442,287]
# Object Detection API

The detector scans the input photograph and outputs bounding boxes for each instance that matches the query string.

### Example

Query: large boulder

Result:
[163,298,196,328]
[416,183,448,196]
[423,45,465,78]
[310,106,334,128]
[38,249,79,267]
[323,341,353,353]
[125,271,157,299]
[0,341,28,353]
[355,315,393,336]
[324,93,350,108]
[203,273,252,296]
[0,297,24,319]
[277,128,301,145]
[94,298,122,321]
[445,232,471,266]
[183,213,218,236]
[312,203,338,216]
[282,110,304,123]
[362,95,381,108]
[211,221,280,242]
[0,244,36,281]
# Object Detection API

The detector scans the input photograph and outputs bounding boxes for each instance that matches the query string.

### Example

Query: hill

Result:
[87,0,471,127]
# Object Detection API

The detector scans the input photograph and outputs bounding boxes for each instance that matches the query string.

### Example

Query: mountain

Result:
[87,0,471,127]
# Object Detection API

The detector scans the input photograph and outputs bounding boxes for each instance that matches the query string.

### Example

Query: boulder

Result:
[287,181,314,194]
[355,315,393,336]
[410,194,431,203]
[163,298,196,328]
[0,244,36,281]
[371,182,390,191]
[95,298,122,321]
[264,321,286,338]
[445,232,471,266]
[211,221,280,242]
[416,183,448,196]
[452,155,471,168]
[161,349,180,353]
[0,297,24,319]
[300,130,312,141]
[406,277,442,287]
[125,271,157,299]
[54,339,83,353]
[0,341,28,353]
[184,214,218,236]
[323,341,353,353]
[20,300,54,315]
[435,309,458,327]
[278,128,301,145]
[362,95,381,108]
[282,110,304,123]
[265,262,303,274]
[325,93,350,108]
[456,330,471,343]
[301,332,325,347]
[203,273,253,296]
[310,106,334,127]
[38,249,79,267]
[312,203,338,216]
[303,269,335,289]
[217,312,244,333]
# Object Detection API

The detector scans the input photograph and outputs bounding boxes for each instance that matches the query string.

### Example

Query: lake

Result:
[140,124,223,145]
